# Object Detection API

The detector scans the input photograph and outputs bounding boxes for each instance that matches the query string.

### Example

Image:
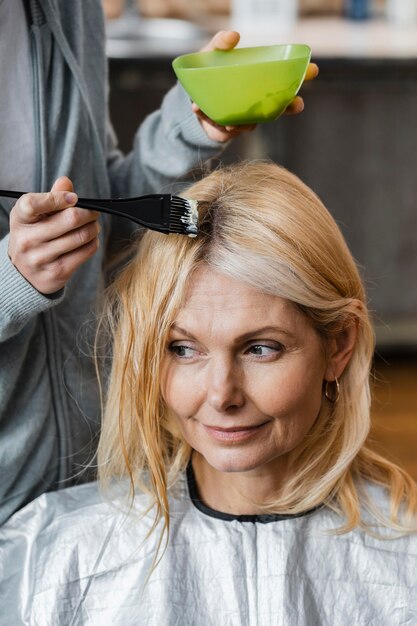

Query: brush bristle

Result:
[169,196,198,237]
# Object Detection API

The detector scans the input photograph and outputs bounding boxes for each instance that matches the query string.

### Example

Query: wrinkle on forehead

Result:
[173,267,310,343]
[183,267,291,310]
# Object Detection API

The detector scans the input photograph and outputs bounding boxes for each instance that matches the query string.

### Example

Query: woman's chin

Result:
[199,447,277,475]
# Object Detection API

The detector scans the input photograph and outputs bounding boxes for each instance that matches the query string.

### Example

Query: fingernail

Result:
[65,192,77,204]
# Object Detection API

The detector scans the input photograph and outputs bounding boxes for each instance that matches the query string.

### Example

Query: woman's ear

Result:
[324,305,361,381]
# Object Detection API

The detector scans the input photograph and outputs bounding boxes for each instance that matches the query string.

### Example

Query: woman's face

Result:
[162,267,331,476]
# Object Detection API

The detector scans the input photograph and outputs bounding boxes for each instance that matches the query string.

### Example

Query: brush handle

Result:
[0,190,172,233]
[74,194,171,232]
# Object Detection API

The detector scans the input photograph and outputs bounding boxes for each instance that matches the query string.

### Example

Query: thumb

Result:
[51,176,74,194]
[201,30,240,52]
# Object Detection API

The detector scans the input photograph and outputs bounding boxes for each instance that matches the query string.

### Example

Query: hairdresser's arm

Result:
[0,177,99,341]
[105,83,223,198]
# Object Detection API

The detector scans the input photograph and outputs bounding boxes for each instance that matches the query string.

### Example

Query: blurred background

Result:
[103,0,417,479]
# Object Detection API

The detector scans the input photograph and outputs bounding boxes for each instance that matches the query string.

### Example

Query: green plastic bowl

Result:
[172,43,311,126]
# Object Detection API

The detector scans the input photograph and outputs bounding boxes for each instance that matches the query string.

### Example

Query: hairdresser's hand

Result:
[284,62,319,115]
[192,31,257,143]
[192,31,319,142]
[8,177,100,295]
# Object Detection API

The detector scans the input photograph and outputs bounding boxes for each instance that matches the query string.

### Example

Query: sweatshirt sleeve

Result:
[0,233,65,342]
[106,82,225,198]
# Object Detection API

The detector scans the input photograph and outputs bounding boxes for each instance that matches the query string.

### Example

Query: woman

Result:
[1,162,416,625]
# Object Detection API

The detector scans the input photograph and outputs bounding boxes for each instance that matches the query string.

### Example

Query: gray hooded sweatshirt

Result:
[0,0,222,524]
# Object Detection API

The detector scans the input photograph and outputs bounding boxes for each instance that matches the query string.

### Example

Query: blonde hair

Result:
[97,161,417,541]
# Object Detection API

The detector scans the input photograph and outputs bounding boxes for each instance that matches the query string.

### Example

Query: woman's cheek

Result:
[164,367,202,420]
[248,368,310,421]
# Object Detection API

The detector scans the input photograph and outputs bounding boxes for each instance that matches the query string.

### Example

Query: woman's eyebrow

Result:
[169,324,196,339]
[234,326,296,343]
[170,324,296,342]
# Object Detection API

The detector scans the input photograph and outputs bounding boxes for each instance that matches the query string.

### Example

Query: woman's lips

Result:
[203,422,268,443]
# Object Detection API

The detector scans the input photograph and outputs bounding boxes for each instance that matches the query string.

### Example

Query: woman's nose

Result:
[206,357,245,413]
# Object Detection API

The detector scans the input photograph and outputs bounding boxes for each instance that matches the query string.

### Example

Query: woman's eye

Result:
[168,344,197,359]
[247,343,283,357]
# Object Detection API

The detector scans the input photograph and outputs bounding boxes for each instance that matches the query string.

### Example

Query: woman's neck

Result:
[191,453,287,515]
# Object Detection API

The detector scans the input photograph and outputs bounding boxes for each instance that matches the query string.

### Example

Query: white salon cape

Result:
[0,466,416,626]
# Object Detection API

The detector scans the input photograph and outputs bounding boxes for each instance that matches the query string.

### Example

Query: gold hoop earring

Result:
[324,378,340,403]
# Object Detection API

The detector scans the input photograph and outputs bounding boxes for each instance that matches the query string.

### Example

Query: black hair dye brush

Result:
[0,190,199,237]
